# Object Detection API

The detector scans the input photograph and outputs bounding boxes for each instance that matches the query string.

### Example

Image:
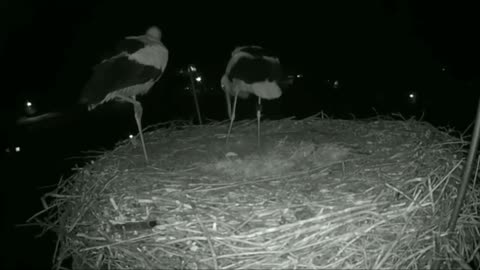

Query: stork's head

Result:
[146,26,162,41]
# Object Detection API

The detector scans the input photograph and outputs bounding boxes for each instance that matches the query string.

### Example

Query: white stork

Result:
[79,26,168,163]
[221,45,283,147]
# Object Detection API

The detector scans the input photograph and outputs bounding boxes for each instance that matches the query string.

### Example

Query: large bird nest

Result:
[32,116,480,270]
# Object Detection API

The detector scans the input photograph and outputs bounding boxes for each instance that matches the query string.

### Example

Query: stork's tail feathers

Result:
[251,81,282,100]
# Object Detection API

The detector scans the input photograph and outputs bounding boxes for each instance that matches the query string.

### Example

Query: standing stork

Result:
[79,26,168,163]
[221,45,283,147]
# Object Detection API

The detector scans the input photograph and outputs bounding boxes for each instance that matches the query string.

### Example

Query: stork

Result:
[79,26,168,163]
[221,45,283,147]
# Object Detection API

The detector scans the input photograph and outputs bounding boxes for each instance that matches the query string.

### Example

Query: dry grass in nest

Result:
[31,116,480,270]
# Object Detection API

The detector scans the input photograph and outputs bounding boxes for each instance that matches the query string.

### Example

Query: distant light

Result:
[333,80,339,88]
[441,67,446,72]
[195,76,202,82]
[408,91,418,104]
[129,134,134,139]
[15,146,21,152]
[26,101,32,107]
[188,65,197,72]
[296,74,303,78]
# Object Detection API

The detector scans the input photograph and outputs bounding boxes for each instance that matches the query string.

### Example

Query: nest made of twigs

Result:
[32,116,480,270]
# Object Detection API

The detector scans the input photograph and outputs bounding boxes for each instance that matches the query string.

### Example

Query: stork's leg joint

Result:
[133,102,143,121]
[116,95,149,163]
[257,96,262,148]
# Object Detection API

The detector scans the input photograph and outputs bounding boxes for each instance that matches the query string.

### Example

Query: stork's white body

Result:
[221,46,282,101]
[81,27,168,110]
[80,26,168,163]
[221,45,283,146]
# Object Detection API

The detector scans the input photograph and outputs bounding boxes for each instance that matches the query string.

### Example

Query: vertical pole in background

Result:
[432,96,480,269]
[188,65,203,125]
[449,95,480,230]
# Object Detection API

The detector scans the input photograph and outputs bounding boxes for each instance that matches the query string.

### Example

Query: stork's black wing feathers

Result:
[113,38,147,56]
[80,35,165,106]
[228,57,283,84]
[92,38,146,69]
[238,46,276,59]
[80,56,162,106]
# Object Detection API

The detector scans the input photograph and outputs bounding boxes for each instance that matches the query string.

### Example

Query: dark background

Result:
[1,1,479,269]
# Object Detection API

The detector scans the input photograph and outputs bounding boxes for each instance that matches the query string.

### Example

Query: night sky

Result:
[1,0,480,269]
[3,1,478,110]
[2,1,479,130]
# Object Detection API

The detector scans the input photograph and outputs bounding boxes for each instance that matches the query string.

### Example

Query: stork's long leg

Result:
[222,76,233,120]
[225,90,232,120]
[116,95,149,163]
[257,96,262,147]
[132,99,149,163]
[226,90,239,145]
